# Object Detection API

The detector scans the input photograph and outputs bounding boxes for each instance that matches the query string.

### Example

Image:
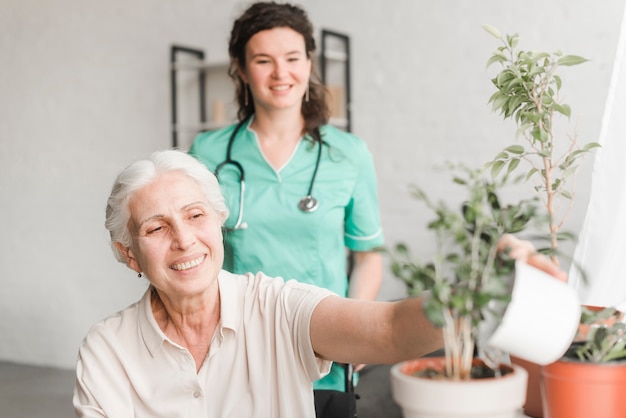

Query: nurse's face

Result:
[240,27,312,113]
[117,171,224,299]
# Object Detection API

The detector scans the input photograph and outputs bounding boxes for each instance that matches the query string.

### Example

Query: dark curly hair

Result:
[228,1,329,141]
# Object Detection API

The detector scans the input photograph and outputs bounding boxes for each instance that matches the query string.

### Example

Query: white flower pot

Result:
[391,357,528,418]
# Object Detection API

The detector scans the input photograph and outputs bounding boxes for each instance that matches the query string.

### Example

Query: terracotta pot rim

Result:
[548,357,626,367]
[394,357,517,383]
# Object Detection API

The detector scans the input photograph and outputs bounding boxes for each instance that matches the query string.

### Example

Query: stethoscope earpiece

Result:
[298,195,319,213]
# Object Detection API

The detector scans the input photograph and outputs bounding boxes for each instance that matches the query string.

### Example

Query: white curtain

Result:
[569,4,626,309]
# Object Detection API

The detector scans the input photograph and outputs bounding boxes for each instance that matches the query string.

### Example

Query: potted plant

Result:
[482,25,602,417]
[387,164,579,418]
[541,306,626,418]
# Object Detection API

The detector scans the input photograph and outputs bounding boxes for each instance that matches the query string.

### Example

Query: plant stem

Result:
[530,73,559,263]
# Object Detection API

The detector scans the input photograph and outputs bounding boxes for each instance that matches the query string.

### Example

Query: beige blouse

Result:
[73,270,333,417]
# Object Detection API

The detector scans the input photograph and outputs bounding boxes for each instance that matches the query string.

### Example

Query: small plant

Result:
[389,164,541,380]
[483,24,600,263]
[575,306,626,363]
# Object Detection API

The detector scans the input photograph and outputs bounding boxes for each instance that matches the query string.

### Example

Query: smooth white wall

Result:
[1,0,623,369]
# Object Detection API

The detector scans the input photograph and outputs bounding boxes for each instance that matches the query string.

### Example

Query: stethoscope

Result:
[214,118,322,231]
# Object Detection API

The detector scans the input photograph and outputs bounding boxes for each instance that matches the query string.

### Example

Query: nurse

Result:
[189,1,384,392]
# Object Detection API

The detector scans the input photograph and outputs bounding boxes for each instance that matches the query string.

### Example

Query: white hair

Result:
[104,150,229,263]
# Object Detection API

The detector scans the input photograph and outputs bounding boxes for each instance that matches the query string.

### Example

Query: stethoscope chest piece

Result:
[298,195,319,213]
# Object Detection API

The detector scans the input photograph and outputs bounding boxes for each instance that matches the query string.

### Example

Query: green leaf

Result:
[453,176,467,185]
[553,103,571,117]
[489,93,510,113]
[494,151,508,161]
[422,309,444,330]
[487,191,501,210]
[507,158,521,174]
[583,142,601,151]
[554,74,562,90]
[558,55,589,66]
[395,243,409,254]
[525,168,538,181]
[593,327,608,348]
[462,203,476,224]
[497,69,517,86]
[505,33,519,48]
[505,144,525,154]
[603,348,626,363]
[482,24,501,39]
[486,54,507,68]
[490,160,505,178]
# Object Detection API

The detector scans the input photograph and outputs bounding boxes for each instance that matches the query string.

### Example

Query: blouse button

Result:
[193,391,202,398]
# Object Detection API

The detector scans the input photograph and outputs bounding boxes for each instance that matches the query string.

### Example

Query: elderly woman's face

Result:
[119,171,224,298]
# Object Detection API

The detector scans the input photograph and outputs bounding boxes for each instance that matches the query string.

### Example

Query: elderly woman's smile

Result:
[171,254,207,271]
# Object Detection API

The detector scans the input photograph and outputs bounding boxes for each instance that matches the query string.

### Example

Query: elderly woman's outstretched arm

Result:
[311,233,567,365]
[310,295,444,365]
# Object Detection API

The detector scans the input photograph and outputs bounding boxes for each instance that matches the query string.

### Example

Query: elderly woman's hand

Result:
[497,234,568,283]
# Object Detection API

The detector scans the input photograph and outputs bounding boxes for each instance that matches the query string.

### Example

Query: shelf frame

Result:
[320,29,352,133]
[170,45,207,149]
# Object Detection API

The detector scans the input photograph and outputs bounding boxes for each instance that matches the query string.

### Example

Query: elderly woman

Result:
[73,150,564,417]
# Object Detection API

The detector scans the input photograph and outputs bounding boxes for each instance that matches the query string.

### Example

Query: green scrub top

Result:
[190,117,384,390]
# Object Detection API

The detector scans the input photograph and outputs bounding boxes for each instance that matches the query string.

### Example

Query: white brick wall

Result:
[0,0,623,368]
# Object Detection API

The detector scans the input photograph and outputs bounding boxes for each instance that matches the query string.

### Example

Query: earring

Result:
[305,85,309,102]
[138,272,142,278]
[244,84,249,107]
